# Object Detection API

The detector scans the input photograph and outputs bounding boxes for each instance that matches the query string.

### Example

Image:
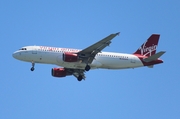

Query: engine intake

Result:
[63,52,78,62]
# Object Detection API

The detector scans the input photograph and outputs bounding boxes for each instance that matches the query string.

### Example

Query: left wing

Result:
[78,32,120,64]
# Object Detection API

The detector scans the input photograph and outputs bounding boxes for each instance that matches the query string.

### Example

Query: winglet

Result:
[116,32,120,36]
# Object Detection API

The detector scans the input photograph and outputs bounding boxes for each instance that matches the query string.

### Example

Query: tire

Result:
[85,65,91,71]
[31,67,34,71]
[77,76,83,81]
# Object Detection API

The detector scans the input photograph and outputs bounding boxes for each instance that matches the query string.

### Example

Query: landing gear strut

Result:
[30,62,35,71]
[85,65,91,71]
[77,75,83,81]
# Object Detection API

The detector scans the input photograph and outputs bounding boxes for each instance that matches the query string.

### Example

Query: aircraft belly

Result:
[96,57,124,69]
[59,62,85,69]
[96,57,143,69]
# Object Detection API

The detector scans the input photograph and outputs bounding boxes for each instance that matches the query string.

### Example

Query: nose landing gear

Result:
[30,62,35,71]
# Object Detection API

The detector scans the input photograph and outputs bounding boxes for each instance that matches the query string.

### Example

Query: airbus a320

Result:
[12,32,165,81]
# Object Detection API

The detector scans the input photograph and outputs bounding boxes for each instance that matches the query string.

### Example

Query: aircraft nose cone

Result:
[12,52,16,58]
[12,52,19,59]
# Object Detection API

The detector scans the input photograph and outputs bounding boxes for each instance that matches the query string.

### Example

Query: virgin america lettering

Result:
[39,46,80,52]
[139,42,157,56]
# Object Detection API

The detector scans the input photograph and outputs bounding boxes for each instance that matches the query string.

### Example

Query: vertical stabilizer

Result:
[133,34,160,56]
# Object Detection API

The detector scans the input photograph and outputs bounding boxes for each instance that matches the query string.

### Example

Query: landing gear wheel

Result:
[85,65,91,71]
[31,61,35,71]
[31,67,34,71]
[77,75,83,81]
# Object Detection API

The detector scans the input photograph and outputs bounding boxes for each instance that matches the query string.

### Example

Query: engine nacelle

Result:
[51,68,67,77]
[63,52,78,62]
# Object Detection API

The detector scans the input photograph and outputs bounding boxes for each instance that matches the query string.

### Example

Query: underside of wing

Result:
[65,68,86,80]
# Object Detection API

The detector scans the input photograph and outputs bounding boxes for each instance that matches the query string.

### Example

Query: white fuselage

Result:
[13,46,144,69]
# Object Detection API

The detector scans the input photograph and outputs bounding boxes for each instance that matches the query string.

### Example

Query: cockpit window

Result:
[19,48,27,50]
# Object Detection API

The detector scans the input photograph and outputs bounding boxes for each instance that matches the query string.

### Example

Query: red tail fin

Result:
[133,34,160,56]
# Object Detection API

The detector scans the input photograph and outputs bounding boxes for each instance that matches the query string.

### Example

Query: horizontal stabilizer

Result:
[143,51,166,62]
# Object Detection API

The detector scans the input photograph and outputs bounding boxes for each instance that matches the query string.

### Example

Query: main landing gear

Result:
[30,62,35,71]
[76,65,90,81]
[77,75,83,81]
[85,65,91,71]
[77,65,90,81]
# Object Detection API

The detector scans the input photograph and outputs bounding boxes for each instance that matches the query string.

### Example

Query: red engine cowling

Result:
[63,52,78,62]
[51,68,67,77]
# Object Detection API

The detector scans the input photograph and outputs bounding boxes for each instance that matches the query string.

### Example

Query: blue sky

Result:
[1,0,180,119]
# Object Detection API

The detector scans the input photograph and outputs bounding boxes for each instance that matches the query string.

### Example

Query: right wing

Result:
[77,32,120,64]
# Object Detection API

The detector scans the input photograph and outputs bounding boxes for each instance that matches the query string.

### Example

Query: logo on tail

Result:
[134,34,160,57]
[139,41,157,56]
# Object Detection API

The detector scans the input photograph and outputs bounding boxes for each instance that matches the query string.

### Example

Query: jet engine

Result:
[52,68,70,77]
[63,52,78,62]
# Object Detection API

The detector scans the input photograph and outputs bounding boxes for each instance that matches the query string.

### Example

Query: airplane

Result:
[12,32,165,81]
